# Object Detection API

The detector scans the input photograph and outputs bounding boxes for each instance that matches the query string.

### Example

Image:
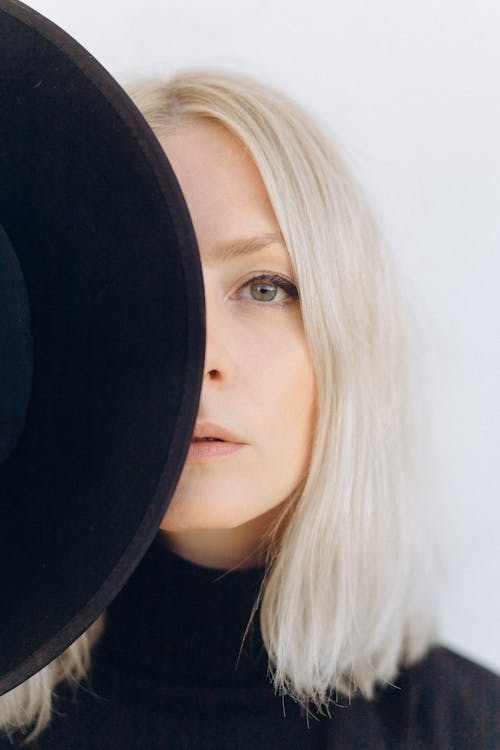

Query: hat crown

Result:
[0,223,33,464]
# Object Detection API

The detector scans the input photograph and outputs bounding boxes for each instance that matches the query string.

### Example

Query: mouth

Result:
[191,420,243,443]
[187,438,245,461]
[191,437,224,442]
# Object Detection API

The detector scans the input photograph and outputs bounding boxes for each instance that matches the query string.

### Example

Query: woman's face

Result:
[158,119,316,566]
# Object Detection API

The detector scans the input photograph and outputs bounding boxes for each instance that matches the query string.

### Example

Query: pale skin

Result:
[158,119,316,570]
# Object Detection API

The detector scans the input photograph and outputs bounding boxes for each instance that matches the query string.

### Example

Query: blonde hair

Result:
[0,617,105,744]
[0,68,437,742]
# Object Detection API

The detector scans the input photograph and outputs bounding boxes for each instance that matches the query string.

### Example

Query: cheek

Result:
[280,354,316,468]
[244,320,316,469]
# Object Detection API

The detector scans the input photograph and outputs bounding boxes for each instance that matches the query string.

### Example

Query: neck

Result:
[161,503,286,571]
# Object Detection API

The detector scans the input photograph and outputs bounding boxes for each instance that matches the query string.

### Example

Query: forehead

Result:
[160,119,249,186]
[160,123,291,268]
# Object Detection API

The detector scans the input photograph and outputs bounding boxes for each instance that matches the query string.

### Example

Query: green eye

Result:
[240,274,299,304]
[250,282,278,302]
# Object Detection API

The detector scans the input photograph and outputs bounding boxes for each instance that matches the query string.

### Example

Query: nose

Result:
[202,284,237,384]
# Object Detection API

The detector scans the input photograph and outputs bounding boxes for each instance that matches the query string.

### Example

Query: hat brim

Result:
[0,0,205,694]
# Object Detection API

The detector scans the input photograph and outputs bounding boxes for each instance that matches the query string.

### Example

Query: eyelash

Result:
[237,273,299,306]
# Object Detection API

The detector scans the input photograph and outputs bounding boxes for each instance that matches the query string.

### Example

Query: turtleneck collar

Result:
[91,530,269,700]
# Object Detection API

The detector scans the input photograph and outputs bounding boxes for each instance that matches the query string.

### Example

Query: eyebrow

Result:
[210,231,286,264]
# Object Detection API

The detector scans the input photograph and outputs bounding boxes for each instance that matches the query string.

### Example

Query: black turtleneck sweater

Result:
[6,531,500,749]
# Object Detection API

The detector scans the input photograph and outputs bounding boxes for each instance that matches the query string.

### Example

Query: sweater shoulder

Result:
[374,645,500,748]
[402,644,500,703]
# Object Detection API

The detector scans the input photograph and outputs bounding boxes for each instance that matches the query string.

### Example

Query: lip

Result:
[192,420,243,443]
[188,420,247,462]
[187,441,245,462]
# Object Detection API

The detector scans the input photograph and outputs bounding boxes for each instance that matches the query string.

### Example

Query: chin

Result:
[160,497,252,533]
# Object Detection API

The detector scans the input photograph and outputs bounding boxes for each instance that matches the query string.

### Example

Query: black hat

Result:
[0,0,205,695]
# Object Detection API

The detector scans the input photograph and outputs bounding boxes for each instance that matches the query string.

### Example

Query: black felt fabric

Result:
[3,531,499,749]
[0,0,204,694]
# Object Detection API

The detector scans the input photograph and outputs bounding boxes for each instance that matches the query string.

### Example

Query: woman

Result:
[0,68,498,749]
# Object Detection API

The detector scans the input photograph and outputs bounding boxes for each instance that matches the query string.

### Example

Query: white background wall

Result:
[27,0,499,675]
